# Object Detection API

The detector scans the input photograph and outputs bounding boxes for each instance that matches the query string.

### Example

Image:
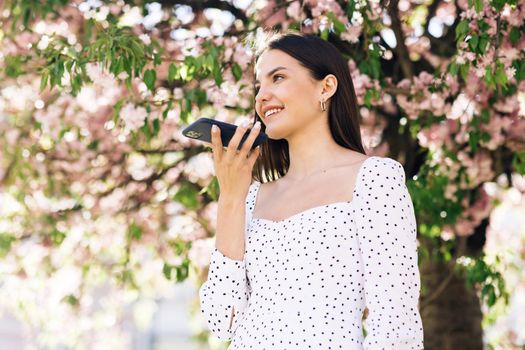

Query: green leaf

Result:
[512,150,525,174]
[491,0,506,11]
[63,294,79,306]
[174,182,199,209]
[87,140,99,150]
[487,289,496,306]
[205,176,220,201]
[484,66,494,87]
[474,0,483,13]
[364,89,373,108]
[494,62,507,86]
[460,63,470,81]
[212,64,223,86]
[175,260,189,282]
[84,18,94,43]
[370,58,381,79]
[469,131,479,152]
[180,65,188,80]
[204,54,214,72]
[448,62,458,75]
[163,100,173,120]
[194,88,207,107]
[40,71,49,91]
[168,63,177,83]
[143,69,156,91]
[326,12,345,34]
[513,59,525,81]
[345,1,356,19]
[509,27,520,45]
[163,263,173,280]
[4,55,24,77]
[152,118,160,137]
[50,228,66,245]
[481,108,490,123]
[478,35,489,54]
[320,28,329,40]
[22,7,31,28]
[0,233,15,258]
[232,63,242,81]
[141,120,152,141]
[455,20,469,40]
[153,53,162,66]
[477,19,489,32]
[128,223,142,240]
[468,35,479,51]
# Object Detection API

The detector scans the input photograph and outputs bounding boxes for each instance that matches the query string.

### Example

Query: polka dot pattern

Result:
[199,156,424,349]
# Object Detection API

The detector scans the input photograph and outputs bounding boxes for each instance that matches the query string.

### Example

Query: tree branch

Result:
[386,0,414,78]
[420,236,467,310]
[158,0,249,23]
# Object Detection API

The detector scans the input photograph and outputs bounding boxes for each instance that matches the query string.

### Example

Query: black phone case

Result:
[182,117,268,150]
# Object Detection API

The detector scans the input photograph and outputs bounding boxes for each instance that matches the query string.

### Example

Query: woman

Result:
[199,31,424,349]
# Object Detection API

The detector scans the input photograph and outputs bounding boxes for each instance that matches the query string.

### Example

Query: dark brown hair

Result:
[250,31,366,183]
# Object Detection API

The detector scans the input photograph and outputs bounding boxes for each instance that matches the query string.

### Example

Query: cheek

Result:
[284,87,317,115]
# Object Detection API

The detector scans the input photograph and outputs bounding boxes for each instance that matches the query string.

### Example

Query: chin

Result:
[263,126,288,141]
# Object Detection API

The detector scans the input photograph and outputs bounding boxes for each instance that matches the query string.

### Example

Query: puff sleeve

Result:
[354,157,424,349]
[198,185,255,341]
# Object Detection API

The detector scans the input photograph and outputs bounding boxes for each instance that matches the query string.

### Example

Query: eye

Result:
[254,74,284,94]
[273,74,284,82]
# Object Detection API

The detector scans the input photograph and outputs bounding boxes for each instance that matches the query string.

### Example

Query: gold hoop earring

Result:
[320,98,326,112]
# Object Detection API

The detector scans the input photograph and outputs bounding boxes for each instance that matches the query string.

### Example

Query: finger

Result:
[238,121,261,159]
[210,124,223,162]
[225,121,249,161]
[248,145,261,166]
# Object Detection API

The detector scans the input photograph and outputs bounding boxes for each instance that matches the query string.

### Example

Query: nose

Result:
[255,86,271,115]
[255,83,272,104]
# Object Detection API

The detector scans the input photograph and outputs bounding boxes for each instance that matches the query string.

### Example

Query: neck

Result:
[284,117,360,182]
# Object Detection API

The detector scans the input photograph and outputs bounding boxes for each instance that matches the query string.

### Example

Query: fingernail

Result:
[212,125,218,132]
[254,121,261,128]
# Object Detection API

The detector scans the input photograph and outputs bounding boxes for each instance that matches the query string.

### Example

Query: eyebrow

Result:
[254,66,288,84]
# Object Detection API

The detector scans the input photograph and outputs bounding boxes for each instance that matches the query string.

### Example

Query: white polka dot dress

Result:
[199,156,424,349]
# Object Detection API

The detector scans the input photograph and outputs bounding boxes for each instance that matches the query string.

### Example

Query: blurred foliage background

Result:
[0,0,524,349]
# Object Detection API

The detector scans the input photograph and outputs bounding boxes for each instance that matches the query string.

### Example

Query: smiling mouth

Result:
[264,108,284,120]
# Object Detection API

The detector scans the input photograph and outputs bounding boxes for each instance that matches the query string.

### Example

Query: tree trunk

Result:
[420,259,483,350]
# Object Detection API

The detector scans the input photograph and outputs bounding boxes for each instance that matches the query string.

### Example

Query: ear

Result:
[320,74,338,100]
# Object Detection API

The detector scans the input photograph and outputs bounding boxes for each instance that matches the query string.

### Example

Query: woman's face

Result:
[254,49,323,140]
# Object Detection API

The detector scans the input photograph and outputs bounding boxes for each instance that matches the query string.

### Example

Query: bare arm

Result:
[214,195,246,261]
[199,120,261,340]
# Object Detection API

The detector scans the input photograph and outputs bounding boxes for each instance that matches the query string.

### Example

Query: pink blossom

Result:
[494,95,520,114]
[458,151,494,187]
[188,238,215,269]
[454,188,494,237]
[233,43,253,71]
[502,3,525,27]
[507,116,525,151]
[286,1,303,21]
[341,25,362,43]
[120,103,148,131]
[417,122,454,151]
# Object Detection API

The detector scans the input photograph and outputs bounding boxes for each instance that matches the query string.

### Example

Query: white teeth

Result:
[264,108,283,118]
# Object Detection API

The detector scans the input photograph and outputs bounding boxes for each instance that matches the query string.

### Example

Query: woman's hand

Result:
[210,120,261,200]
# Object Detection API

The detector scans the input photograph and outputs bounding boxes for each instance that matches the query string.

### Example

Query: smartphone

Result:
[182,117,268,151]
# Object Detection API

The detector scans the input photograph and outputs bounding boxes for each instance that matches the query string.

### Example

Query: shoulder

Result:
[247,180,261,201]
[365,155,404,171]
[360,156,406,185]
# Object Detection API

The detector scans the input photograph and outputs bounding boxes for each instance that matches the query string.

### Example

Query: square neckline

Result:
[250,156,375,225]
